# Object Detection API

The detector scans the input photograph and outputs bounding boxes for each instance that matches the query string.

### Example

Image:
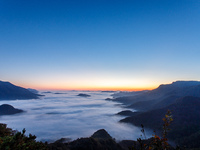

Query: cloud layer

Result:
[0,91,152,142]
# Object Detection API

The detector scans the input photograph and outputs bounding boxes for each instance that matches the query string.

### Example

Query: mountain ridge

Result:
[109,80,200,111]
[0,80,41,100]
[120,96,200,148]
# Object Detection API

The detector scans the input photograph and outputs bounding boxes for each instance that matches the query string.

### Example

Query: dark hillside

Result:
[0,81,41,100]
[112,81,200,111]
[0,104,24,115]
[121,96,200,148]
[48,129,123,150]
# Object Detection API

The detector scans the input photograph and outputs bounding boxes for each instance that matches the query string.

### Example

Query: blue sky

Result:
[1,0,200,90]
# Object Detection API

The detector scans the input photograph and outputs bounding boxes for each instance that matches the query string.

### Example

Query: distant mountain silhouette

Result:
[111,81,200,111]
[0,81,41,100]
[77,93,91,97]
[150,80,200,98]
[112,81,200,148]
[27,88,39,94]
[0,104,24,115]
[116,110,136,116]
[42,91,52,94]
[101,90,116,93]
[54,92,67,94]
[111,90,148,98]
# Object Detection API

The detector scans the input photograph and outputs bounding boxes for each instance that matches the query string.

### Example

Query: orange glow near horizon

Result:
[13,78,160,91]
[22,84,157,91]
[29,87,156,91]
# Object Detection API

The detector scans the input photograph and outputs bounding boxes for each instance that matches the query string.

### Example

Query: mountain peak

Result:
[91,129,112,139]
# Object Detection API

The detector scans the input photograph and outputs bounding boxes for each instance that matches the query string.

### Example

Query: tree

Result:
[0,123,48,150]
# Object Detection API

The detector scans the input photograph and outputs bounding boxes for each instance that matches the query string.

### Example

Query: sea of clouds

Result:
[0,91,152,142]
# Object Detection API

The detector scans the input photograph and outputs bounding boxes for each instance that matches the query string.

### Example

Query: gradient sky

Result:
[1,0,200,90]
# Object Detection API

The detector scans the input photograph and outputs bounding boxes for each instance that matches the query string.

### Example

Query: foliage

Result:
[0,123,15,137]
[130,110,176,150]
[0,123,48,150]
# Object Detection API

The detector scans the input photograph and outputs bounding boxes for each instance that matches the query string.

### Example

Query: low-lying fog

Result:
[0,91,152,142]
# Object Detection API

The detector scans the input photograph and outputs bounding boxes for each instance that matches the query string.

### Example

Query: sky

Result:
[0,0,200,91]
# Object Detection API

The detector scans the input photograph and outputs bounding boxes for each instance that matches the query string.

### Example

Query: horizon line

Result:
[30,86,156,91]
